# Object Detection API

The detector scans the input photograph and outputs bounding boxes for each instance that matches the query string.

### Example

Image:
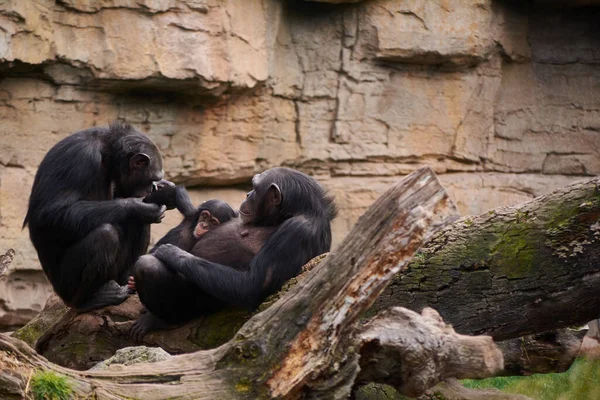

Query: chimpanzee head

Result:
[192,199,238,238]
[196,200,238,225]
[239,167,336,226]
[109,123,164,198]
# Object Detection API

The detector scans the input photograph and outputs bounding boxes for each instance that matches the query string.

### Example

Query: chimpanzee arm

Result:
[147,186,200,253]
[39,198,164,241]
[174,186,196,217]
[144,184,195,216]
[153,216,323,308]
[149,220,192,253]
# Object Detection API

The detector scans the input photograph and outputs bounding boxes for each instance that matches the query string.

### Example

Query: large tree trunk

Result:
[370,176,600,341]
[1,167,507,399]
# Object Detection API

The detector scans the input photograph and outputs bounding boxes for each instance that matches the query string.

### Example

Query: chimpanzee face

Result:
[239,172,282,225]
[115,146,164,198]
[239,174,260,224]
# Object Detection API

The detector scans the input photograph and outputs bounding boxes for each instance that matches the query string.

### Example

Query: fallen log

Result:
[498,329,586,376]
[2,167,505,399]
[13,255,328,370]
[370,176,600,341]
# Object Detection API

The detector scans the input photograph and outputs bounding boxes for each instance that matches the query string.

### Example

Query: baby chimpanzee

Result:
[129,190,237,292]
[142,184,237,252]
[189,200,237,239]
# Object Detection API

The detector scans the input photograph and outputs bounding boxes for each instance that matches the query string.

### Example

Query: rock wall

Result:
[1,0,599,328]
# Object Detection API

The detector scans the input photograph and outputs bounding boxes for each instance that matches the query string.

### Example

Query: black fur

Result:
[24,122,166,312]
[131,167,337,338]
[150,194,238,253]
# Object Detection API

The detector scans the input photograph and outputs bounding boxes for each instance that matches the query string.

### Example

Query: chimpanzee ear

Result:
[130,153,150,169]
[268,183,282,206]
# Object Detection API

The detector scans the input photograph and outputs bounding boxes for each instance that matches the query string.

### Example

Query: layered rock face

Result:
[1,0,599,328]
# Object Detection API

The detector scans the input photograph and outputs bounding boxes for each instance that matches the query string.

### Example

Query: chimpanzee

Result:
[23,122,169,312]
[127,195,238,292]
[130,167,337,338]
[145,184,238,252]
[189,199,238,238]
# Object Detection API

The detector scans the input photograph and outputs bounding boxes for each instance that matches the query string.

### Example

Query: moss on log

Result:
[370,176,600,341]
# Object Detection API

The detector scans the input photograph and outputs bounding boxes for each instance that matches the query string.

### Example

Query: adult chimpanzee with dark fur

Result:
[24,122,169,312]
[131,167,337,338]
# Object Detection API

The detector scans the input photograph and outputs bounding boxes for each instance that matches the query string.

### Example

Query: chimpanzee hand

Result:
[131,199,166,224]
[153,244,195,272]
[143,179,177,210]
[156,179,176,190]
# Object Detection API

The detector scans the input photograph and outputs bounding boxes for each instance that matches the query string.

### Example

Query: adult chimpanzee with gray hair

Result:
[24,122,170,312]
[131,167,337,338]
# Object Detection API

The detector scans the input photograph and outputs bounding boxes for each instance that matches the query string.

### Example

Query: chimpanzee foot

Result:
[193,210,221,238]
[74,280,130,313]
[127,275,137,293]
[130,312,175,341]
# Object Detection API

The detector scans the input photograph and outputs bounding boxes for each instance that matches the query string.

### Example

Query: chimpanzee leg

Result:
[55,224,130,312]
[134,255,220,321]
[131,255,221,339]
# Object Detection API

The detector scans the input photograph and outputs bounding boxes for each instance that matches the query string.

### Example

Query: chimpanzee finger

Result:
[127,276,137,293]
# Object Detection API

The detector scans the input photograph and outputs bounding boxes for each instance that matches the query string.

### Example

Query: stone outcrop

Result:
[1,0,599,328]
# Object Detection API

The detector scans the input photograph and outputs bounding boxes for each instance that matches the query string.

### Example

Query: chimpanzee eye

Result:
[246,191,252,198]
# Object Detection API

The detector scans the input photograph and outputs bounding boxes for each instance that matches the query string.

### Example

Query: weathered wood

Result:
[2,167,496,400]
[256,166,460,398]
[0,305,502,399]
[498,329,586,376]
[13,254,328,370]
[22,294,247,370]
[370,176,600,341]
[352,328,583,399]
[356,308,502,398]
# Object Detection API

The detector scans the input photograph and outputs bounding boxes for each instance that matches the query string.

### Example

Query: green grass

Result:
[30,370,73,400]
[462,358,600,400]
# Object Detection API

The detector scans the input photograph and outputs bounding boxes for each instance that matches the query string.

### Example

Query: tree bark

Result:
[13,255,329,371]
[356,308,502,398]
[2,167,506,399]
[370,176,600,341]
[498,329,586,376]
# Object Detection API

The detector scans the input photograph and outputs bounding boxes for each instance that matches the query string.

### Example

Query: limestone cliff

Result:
[1,0,599,328]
